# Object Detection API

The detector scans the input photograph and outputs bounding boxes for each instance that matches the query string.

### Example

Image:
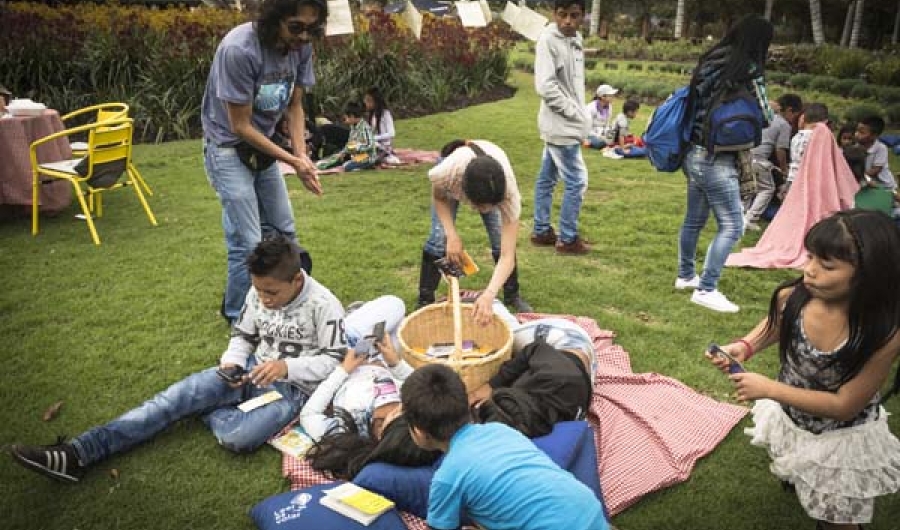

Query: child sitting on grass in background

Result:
[316,100,378,172]
[855,115,898,196]
[402,364,610,530]
[710,209,900,530]
[583,84,618,149]
[604,99,642,159]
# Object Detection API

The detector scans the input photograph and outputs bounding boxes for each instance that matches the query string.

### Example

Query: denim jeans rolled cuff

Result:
[422,202,502,257]
[678,145,743,291]
[533,143,588,244]
[203,140,298,320]
[512,318,597,381]
[71,361,306,465]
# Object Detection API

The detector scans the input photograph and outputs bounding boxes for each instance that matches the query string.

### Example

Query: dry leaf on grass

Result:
[109,468,120,480]
[42,401,64,422]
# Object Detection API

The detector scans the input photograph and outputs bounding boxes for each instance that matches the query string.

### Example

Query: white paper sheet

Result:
[478,0,492,23]
[325,0,354,36]
[456,1,487,27]
[403,0,423,39]
[511,5,548,42]
[500,1,519,26]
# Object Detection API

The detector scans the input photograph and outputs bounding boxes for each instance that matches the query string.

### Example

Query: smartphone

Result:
[355,321,387,357]
[708,343,745,374]
[216,365,246,384]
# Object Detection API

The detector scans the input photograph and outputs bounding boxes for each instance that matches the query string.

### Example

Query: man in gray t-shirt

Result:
[202,0,327,324]
[744,111,793,228]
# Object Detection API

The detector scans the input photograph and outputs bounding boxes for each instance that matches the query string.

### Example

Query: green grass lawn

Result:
[1,71,898,529]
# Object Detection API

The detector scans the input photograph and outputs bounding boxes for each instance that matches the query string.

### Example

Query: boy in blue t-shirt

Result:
[401,364,609,530]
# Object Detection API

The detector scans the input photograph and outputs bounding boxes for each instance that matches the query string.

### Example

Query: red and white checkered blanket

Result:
[281,313,748,526]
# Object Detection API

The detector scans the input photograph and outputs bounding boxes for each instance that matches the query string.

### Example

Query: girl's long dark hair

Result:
[763,210,900,400]
[698,15,773,86]
[255,0,328,51]
[306,409,440,480]
[365,87,387,135]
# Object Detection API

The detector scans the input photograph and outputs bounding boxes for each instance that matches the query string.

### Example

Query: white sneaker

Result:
[674,275,701,290]
[691,289,739,313]
[602,149,624,159]
[744,219,761,231]
[383,154,401,165]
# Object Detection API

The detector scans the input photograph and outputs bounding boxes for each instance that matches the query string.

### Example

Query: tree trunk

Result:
[810,0,825,45]
[675,0,686,38]
[764,0,775,20]
[893,0,900,45]
[841,1,855,47]
[850,0,864,48]
[589,0,601,37]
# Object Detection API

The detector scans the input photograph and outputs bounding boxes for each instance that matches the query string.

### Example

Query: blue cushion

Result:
[354,461,438,517]
[250,482,407,530]
[353,421,604,520]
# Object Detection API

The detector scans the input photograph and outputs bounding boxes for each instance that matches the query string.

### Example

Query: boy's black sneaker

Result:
[10,438,85,483]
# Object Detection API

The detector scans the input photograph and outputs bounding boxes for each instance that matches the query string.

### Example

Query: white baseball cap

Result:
[595,84,619,97]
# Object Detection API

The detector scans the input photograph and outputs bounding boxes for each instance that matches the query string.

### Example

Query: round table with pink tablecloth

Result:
[0,109,73,217]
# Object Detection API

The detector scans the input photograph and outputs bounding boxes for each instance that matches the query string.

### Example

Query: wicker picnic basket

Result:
[398,301,513,392]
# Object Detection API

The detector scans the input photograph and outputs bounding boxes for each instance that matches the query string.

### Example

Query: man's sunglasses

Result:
[286,20,324,36]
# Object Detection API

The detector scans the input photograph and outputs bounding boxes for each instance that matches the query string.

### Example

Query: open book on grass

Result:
[268,425,314,458]
[320,482,395,526]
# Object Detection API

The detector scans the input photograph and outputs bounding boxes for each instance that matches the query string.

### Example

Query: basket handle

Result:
[449,275,463,360]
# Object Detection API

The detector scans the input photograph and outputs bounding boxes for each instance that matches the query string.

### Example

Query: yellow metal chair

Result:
[62,102,152,197]
[31,117,158,246]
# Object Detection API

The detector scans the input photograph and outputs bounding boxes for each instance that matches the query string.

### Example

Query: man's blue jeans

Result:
[71,358,307,465]
[203,140,297,320]
[423,201,502,256]
[533,143,588,244]
[678,146,744,291]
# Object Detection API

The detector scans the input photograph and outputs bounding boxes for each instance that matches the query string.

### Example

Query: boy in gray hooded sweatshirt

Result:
[530,0,592,255]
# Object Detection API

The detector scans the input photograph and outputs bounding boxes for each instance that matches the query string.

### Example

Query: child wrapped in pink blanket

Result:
[726,122,859,269]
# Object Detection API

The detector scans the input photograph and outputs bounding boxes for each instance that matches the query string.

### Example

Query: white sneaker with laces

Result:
[691,289,740,313]
[674,275,701,290]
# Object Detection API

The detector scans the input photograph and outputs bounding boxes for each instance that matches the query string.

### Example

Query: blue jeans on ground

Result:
[204,140,297,321]
[423,201,502,256]
[71,357,307,465]
[533,143,588,244]
[678,145,744,291]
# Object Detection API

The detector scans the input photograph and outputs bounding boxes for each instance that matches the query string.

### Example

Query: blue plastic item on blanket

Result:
[352,421,606,520]
[250,482,407,530]
[879,134,900,148]
[614,146,647,158]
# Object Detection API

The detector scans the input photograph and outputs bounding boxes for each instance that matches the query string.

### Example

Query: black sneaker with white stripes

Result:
[10,437,85,483]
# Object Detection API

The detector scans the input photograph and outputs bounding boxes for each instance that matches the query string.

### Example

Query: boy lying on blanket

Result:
[403,364,610,530]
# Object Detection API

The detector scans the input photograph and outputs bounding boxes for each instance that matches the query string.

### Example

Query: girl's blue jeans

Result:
[533,143,588,244]
[677,146,744,291]
[203,140,297,321]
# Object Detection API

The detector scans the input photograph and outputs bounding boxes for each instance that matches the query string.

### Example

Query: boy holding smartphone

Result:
[10,236,347,483]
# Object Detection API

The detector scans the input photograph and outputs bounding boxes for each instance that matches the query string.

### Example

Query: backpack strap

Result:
[465,139,487,158]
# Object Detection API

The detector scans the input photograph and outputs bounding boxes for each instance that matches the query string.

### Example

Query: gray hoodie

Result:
[535,23,590,145]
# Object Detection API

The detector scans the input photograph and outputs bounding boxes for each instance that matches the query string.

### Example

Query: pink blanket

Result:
[726,123,859,269]
[280,314,747,525]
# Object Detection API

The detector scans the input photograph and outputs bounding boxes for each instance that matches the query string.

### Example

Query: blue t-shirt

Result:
[427,423,608,530]
[201,22,315,146]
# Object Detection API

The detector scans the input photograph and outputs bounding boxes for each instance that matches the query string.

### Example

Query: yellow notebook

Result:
[340,489,394,515]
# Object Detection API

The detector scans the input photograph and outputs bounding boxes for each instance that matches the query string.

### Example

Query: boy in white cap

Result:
[584,83,618,149]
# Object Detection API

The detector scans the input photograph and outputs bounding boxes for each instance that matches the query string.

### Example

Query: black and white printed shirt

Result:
[219,271,347,395]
